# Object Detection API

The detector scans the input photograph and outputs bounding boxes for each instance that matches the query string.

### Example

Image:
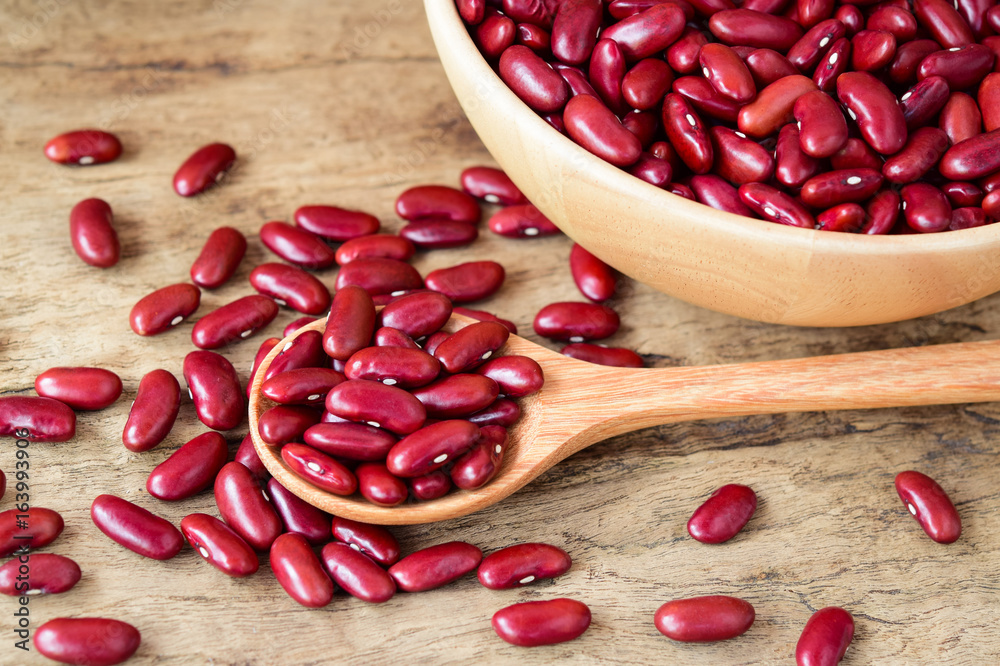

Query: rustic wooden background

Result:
[1,1,998,663]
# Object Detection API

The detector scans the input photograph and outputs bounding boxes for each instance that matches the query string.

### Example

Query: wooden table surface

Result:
[2,1,999,664]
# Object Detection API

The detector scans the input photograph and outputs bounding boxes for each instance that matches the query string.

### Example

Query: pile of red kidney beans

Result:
[460,0,1000,233]
[0,103,967,663]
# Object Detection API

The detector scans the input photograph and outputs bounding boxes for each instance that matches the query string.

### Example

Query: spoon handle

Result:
[549,339,1000,450]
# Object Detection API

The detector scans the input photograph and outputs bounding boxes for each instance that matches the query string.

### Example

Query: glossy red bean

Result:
[475,355,544,398]
[270,532,334,608]
[0,553,80,596]
[265,479,331,545]
[834,4,862,36]
[859,189,900,234]
[918,44,996,90]
[488,204,561,237]
[332,517,400,566]
[334,235,413,266]
[699,43,755,103]
[984,190,1000,219]
[686,484,757,543]
[259,405,322,445]
[185,352,244,432]
[888,38,940,85]
[235,432,270,483]
[476,9,516,59]
[942,182,984,208]
[667,26,709,75]
[621,58,675,110]
[534,302,620,341]
[786,19,844,72]
[812,37,850,92]
[493,598,591,647]
[503,0,554,26]
[34,618,140,666]
[882,127,950,185]
[662,93,713,174]
[776,124,822,188]
[259,221,336,270]
[356,463,409,506]
[655,596,755,642]
[181,512,259,577]
[561,342,645,367]
[587,39,630,111]
[793,91,847,159]
[410,470,452,500]
[388,541,482,592]
[517,25,553,57]
[345,347,440,389]
[829,137,881,171]
[380,291,452,340]
[129,283,201,336]
[326,379,426,434]
[901,182,952,233]
[479,542,572,590]
[190,226,246,289]
[396,185,480,224]
[0,396,75,442]
[710,9,803,51]
[940,129,1000,181]
[91,494,183,560]
[35,367,122,411]
[0,508,64,557]
[173,143,236,196]
[249,263,330,315]
[816,203,866,232]
[837,71,907,155]
[849,29,896,71]
[979,74,1000,133]
[866,5,916,41]
[602,3,686,61]
[458,0,484,24]
[398,218,477,248]
[451,425,506,489]
[319,287,374,363]
[433,321,511,374]
[335,257,424,296]
[800,168,884,208]
[376,327,421,349]
[500,45,570,113]
[739,182,815,227]
[460,165,527,204]
[556,62,601,99]
[709,127,774,185]
[214,461,282,551]
[959,0,995,38]
[262,367,344,405]
[895,470,961,543]
[452,306,518,335]
[898,76,950,134]
[294,205,379,241]
[385,420,480,478]
[304,422,397,461]
[191,295,279,349]
[795,607,855,666]
[913,0,974,49]
[147,431,228,501]
[265,329,326,381]
[569,243,616,302]
[425,260,505,303]
[744,48,798,88]
[44,129,122,165]
[738,75,818,138]
[321,542,396,603]
[412,374,499,419]
[468,398,522,427]
[69,198,119,268]
[564,94,642,167]
[689,173,754,217]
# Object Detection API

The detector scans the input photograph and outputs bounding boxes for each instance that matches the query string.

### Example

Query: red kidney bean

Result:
[335,257,424,296]
[588,38,629,115]
[622,58,674,111]
[623,109,660,149]
[667,26,709,75]
[602,3,686,61]
[452,306,518,335]
[699,43,755,103]
[270,532,334,608]
[901,182,952,233]
[556,62,601,98]
[147,431,228,501]
[739,182,815,227]
[35,367,122,411]
[662,93,713,174]
[882,127,950,184]
[517,23,551,53]
[949,206,986,230]
[235,433,270,483]
[69,198,119,268]
[294,205,380,241]
[686,484,757,543]
[628,151,674,188]
[561,342,645,367]
[396,185,480,224]
[44,129,122,165]
[321,286,374,363]
[265,478,331,545]
[304,422,396,461]
[984,190,1000,219]
[0,553,80,596]
[745,48,799,87]
[399,218,479,249]
[940,129,1000,181]
[475,355,544,397]
[563,94,642,167]
[800,168,884,208]
[184,350,243,431]
[425,261,505,303]
[795,607,855,666]
[259,405,322,445]
[181,513,258,577]
[460,165,527,204]
[503,0,555,26]
[493,598,591,647]
[336,235,414,266]
[122,370,181,452]
[860,189,900,234]
[655,596,755,642]
[829,137,881,171]
[388,541,482,592]
[190,226,246,289]
[550,0,602,64]
[488,204,560,238]
[739,75,818,138]
[249,263,330,315]
[534,302,620,342]
[786,19,845,73]
[776,124,822,188]
[433,322,511,374]
[380,291,452,340]
[326,379,426,434]
[479,543,572,590]
[259,221,336,270]
[942,182,983,208]
[850,29,896,71]
[265,329,326,381]
[812,36,850,92]
[899,76,950,133]
[895,470,962,543]
[959,0,994,38]
[913,0,974,49]
[979,73,1000,132]
[90,494,183,560]
[356,463,408,506]
[709,127,774,185]
[500,45,570,113]
[989,4,1000,33]
[569,243,616,302]
[458,0,484,24]
[690,174,756,216]
[476,8,516,59]
[834,4,862,36]
[385,420,480,478]
[191,294,279,349]
[709,9,803,51]
[793,91,848,159]
[0,508,64,557]
[888,38,940,85]
[173,143,236,196]
[817,203,866,232]
[468,398,522,427]
[451,425,506,489]
[411,470,453,500]
[412,374,499,418]
[129,283,201,336]
[0,396,75,442]
[918,44,996,90]
[332,517,400,566]
[867,5,916,41]
[262,367,344,405]
[376,327,420,349]
[837,71,907,155]
[214,461,282,551]
[321,542,396,603]
[35,617,140,666]
[345,346,440,388]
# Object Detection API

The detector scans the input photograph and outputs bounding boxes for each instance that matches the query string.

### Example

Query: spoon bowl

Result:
[250,314,1000,525]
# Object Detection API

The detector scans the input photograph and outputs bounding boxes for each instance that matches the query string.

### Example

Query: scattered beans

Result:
[180,513,259,577]
[44,129,122,165]
[34,617,140,666]
[321,541,397,603]
[294,205,380,241]
[387,541,482,592]
[492,598,592,647]
[425,260,505,302]
[0,553,81,596]
[266,478,332,545]
[129,283,201,336]
[0,507,64,557]
[561,342,644,367]
[0,396,76,442]
[895,470,962,543]
[183,351,244,430]
[654,595,756,642]
[687,484,758,544]
[146,431,228,501]
[396,185,481,224]
[190,226,247,289]
[534,302,620,342]
[214,461,283,551]
[270,532,335,607]
[173,143,236,197]
[259,221,337,270]
[35,367,122,411]
[460,165,527,204]
[331,517,401,566]
[478,542,572,590]
[795,606,855,666]
[90,494,184,560]
[69,198,119,268]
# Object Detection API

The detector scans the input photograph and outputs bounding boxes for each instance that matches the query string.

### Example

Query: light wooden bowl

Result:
[424,0,1000,327]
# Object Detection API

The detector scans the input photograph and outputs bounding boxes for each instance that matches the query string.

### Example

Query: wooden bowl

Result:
[423,0,1000,327]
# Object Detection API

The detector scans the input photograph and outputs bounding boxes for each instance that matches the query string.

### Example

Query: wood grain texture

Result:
[1,1,999,663]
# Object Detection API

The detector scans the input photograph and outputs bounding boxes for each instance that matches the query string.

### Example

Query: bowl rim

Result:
[424,0,1000,257]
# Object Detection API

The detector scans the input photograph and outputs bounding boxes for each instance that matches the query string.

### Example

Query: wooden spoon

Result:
[249,314,1000,525]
